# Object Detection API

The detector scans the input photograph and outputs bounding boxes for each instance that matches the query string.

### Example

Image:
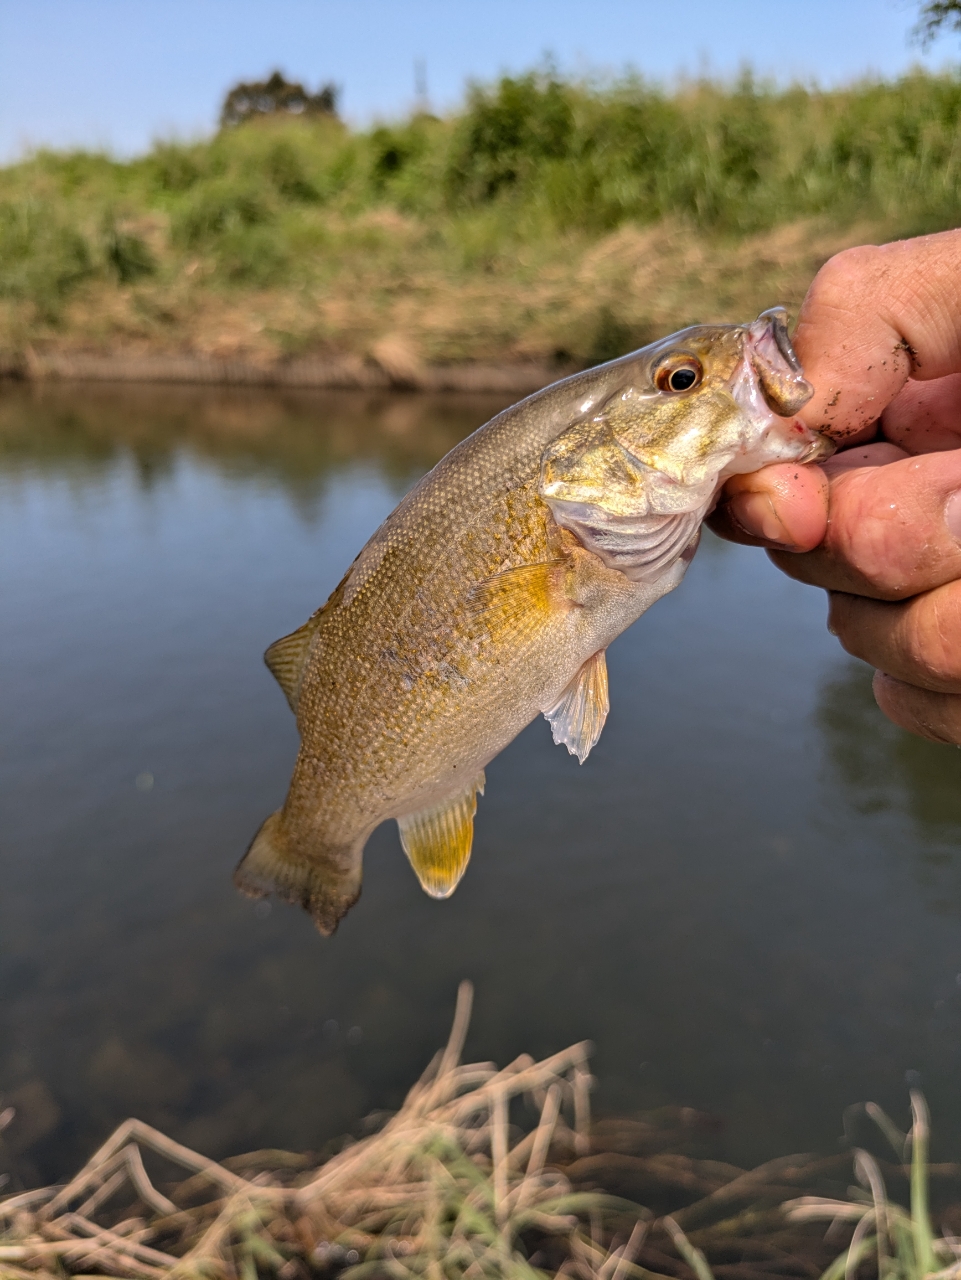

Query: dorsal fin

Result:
[544,650,609,763]
[397,773,485,899]
[264,611,322,713]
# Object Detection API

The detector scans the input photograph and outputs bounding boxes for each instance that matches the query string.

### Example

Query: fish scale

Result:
[235,309,833,935]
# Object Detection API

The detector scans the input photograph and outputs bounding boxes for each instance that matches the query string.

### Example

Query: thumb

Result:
[770,447,961,599]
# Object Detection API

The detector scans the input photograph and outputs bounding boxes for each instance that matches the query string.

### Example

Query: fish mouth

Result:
[728,309,834,465]
[747,308,813,417]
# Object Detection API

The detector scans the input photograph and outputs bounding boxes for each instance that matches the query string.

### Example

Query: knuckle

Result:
[827,592,870,657]
[873,674,961,744]
[835,523,906,596]
[903,589,961,688]
[828,468,929,596]
[810,245,884,303]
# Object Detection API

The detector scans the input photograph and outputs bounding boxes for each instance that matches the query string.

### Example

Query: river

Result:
[2,380,961,1184]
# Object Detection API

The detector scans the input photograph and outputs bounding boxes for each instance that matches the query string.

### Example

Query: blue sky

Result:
[1,0,957,161]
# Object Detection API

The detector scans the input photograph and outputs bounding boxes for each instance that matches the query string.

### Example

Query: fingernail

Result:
[728,491,791,546]
[946,490,961,543]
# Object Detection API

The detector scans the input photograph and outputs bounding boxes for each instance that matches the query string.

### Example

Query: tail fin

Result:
[234,810,362,936]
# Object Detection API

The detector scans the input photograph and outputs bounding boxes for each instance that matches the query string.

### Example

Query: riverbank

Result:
[5,67,961,384]
[1,350,561,395]
[0,216,870,392]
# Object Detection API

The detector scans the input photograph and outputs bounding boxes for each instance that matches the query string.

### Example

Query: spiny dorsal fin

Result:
[397,773,485,899]
[468,560,565,645]
[544,650,609,764]
[264,611,322,713]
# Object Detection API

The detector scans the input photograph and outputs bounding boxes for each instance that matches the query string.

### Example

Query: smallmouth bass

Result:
[236,309,831,934]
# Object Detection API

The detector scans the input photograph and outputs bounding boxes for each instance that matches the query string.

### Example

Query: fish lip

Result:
[754,307,803,373]
[745,309,814,418]
[742,311,834,460]
[795,430,836,462]
[724,310,834,464]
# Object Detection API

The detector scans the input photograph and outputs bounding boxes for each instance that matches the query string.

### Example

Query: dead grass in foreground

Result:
[3,983,961,1280]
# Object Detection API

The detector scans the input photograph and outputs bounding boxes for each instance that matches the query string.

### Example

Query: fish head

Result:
[539,309,834,580]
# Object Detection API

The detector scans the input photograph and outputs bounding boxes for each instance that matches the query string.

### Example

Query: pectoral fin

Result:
[397,773,485,899]
[264,611,322,713]
[468,561,566,645]
[544,650,609,763]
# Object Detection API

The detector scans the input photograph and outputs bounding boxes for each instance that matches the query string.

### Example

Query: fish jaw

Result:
[748,307,813,417]
[721,313,834,479]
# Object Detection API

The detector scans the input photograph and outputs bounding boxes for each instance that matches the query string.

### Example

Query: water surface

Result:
[3,381,961,1185]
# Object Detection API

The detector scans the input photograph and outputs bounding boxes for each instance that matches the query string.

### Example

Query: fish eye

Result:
[655,357,703,394]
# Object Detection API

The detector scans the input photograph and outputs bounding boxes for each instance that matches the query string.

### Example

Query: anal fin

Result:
[264,611,322,713]
[544,650,609,763]
[397,773,485,899]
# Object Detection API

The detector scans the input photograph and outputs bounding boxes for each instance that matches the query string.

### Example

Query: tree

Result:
[914,1,961,46]
[220,71,338,128]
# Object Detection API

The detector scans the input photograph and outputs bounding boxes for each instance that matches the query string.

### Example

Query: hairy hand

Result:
[707,228,961,742]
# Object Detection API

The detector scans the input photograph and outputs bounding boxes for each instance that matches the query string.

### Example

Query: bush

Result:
[7,65,961,317]
[0,200,93,317]
[445,71,575,203]
[101,213,155,283]
[171,181,274,249]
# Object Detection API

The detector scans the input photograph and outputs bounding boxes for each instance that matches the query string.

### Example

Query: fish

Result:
[235,308,832,935]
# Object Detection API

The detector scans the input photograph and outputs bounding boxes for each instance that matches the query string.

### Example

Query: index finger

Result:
[794,229,961,442]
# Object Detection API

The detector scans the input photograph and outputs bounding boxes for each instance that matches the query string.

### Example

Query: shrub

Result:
[0,200,93,317]
[171,181,274,249]
[101,213,155,283]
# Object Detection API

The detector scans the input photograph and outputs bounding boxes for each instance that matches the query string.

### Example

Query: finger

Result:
[828,583,961,693]
[768,447,961,599]
[708,444,904,550]
[881,372,961,453]
[706,463,829,550]
[821,442,909,475]
[793,229,961,442]
[873,671,961,745]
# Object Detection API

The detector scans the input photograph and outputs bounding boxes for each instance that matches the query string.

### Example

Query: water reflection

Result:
[819,660,961,913]
[0,383,512,504]
[2,383,961,1187]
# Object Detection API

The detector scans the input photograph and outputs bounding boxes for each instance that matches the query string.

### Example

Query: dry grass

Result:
[9,982,957,1280]
[0,215,877,373]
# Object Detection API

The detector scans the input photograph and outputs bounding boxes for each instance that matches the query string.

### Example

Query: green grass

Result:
[3,67,961,364]
[782,1092,961,1280]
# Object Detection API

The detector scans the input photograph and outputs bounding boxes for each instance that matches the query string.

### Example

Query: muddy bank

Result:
[0,350,569,396]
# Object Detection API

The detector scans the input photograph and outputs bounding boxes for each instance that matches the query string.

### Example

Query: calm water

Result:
[3,381,961,1186]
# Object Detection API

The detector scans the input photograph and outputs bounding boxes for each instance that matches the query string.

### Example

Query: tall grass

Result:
[3,67,961,360]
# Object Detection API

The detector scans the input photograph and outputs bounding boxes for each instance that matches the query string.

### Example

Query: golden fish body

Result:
[236,309,831,934]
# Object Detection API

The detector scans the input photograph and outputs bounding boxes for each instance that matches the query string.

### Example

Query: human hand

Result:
[707,229,961,743]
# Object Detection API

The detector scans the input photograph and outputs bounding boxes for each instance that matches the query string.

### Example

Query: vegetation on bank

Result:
[3,67,961,367]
